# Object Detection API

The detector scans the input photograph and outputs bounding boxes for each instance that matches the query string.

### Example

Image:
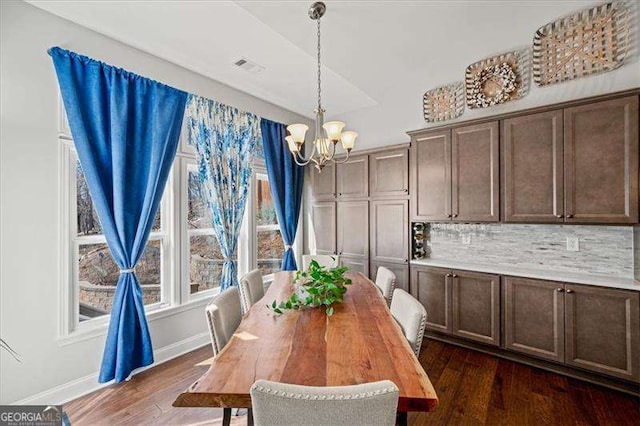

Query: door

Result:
[502,110,564,223]
[337,201,369,259]
[451,270,501,346]
[503,277,565,362]
[565,284,639,382]
[310,162,336,200]
[337,155,368,199]
[451,122,500,222]
[564,96,639,224]
[411,266,452,333]
[340,256,369,278]
[410,130,451,221]
[370,199,409,264]
[369,149,409,198]
[371,261,409,293]
[310,202,336,255]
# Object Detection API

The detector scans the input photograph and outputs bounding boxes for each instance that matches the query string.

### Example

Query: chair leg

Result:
[396,411,408,426]
[222,407,232,426]
[247,408,254,426]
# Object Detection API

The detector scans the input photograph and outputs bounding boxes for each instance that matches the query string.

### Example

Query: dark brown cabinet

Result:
[411,266,452,333]
[502,110,564,223]
[370,199,408,264]
[337,201,369,259]
[369,149,409,198]
[564,96,639,224]
[410,130,451,221]
[451,270,501,346]
[565,284,639,382]
[451,122,500,222]
[503,276,565,362]
[310,163,336,200]
[337,155,368,199]
[371,261,409,293]
[310,202,336,255]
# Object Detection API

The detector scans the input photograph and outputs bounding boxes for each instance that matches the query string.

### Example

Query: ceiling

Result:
[28,0,621,148]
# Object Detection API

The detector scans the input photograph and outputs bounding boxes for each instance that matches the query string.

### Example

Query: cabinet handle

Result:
[556,288,564,292]
[446,273,452,277]
[403,189,408,193]
[556,214,563,218]
[453,214,458,218]
[339,193,342,196]
[566,289,574,293]
[566,214,574,219]
[404,259,408,263]
[452,274,458,278]
[447,214,452,218]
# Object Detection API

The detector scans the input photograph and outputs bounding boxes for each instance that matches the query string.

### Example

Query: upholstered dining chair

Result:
[250,379,399,426]
[238,269,264,314]
[374,266,396,306]
[302,254,340,270]
[390,289,428,357]
[205,286,243,425]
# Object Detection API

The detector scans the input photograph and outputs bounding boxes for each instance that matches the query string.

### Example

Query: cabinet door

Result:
[369,149,409,198]
[371,261,409,293]
[310,202,336,255]
[310,162,336,200]
[370,199,409,264]
[502,110,564,223]
[410,130,451,221]
[411,266,452,333]
[503,277,565,362]
[564,96,639,224]
[337,201,369,259]
[565,284,639,382]
[340,256,369,278]
[452,122,500,222]
[451,270,501,346]
[337,155,368,199]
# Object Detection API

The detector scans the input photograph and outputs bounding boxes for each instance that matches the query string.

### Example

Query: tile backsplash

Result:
[426,223,634,278]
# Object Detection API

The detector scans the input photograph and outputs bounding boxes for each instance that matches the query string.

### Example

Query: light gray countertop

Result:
[410,258,640,291]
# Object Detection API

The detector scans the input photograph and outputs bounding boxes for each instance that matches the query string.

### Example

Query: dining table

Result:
[173,271,438,425]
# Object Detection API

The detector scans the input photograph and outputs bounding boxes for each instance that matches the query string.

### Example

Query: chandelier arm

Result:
[334,149,352,164]
[292,137,319,165]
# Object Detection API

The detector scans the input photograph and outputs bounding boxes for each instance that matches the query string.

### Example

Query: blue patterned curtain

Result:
[49,47,187,383]
[261,119,305,270]
[186,95,261,289]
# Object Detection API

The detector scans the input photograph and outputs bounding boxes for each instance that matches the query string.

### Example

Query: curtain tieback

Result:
[120,268,136,274]
[284,245,293,250]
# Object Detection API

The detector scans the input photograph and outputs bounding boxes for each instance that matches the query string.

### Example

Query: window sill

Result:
[56,296,213,347]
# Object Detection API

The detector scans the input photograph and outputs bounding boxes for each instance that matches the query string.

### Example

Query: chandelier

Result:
[285,2,358,172]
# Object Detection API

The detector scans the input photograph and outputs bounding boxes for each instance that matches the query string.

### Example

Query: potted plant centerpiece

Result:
[269,260,352,316]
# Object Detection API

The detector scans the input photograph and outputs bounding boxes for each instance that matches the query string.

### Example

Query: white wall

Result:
[0,0,310,404]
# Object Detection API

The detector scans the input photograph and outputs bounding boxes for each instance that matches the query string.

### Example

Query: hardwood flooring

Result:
[64,340,639,425]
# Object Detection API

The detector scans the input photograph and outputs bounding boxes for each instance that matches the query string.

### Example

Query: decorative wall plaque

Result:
[465,49,530,109]
[533,1,630,86]
[422,82,465,122]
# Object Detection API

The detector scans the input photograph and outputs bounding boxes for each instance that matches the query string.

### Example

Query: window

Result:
[254,172,283,277]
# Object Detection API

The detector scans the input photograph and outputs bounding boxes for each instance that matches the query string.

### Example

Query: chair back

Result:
[302,254,339,270]
[205,286,242,356]
[250,379,399,426]
[375,266,396,305]
[390,289,427,357]
[238,269,264,313]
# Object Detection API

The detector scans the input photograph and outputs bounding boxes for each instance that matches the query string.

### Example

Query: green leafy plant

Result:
[269,260,352,316]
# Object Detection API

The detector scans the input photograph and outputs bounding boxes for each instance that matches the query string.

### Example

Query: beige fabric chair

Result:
[375,266,396,306]
[390,289,427,357]
[238,269,264,314]
[205,286,243,356]
[302,254,339,270]
[250,379,399,426]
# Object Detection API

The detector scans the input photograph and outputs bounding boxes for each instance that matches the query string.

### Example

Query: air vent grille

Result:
[233,57,265,75]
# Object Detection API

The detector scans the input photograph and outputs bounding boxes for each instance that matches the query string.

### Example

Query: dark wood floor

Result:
[64,340,639,425]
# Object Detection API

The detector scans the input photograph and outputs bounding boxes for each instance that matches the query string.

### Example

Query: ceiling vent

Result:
[233,57,265,75]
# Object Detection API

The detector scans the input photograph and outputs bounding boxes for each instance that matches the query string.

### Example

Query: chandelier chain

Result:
[317,17,322,111]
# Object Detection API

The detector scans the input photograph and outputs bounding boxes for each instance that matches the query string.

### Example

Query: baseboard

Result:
[12,331,210,405]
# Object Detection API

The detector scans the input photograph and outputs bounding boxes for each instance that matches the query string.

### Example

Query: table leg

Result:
[396,411,408,426]
[222,407,231,426]
[247,408,254,426]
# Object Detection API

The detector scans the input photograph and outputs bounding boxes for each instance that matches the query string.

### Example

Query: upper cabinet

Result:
[410,130,451,221]
[337,155,368,199]
[369,149,409,198]
[564,96,638,224]
[310,162,336,200]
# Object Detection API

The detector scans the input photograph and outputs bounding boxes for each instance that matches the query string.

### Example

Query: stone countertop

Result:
[410,258,640,291]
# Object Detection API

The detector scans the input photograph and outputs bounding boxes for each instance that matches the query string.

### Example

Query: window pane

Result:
[190,234,224,294]
[257,229,283,276]
[78,240,161,321]
[188,168,213,229]
[255,176,277,226]
[76,161,160,236]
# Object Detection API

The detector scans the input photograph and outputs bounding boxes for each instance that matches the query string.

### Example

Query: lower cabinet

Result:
[411,266,452,333]
[371,261,409,293]
[340,256,369,278]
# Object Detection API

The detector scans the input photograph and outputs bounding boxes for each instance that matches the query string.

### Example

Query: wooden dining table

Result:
[173,271,438,424]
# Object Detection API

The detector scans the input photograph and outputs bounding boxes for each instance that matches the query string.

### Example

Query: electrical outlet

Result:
[566,237,579,252]
[461,234,471,245]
